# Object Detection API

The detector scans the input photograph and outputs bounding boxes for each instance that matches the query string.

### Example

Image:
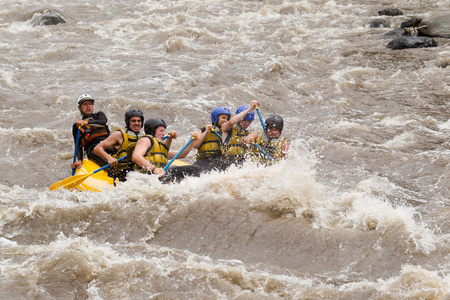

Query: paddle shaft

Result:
[256,107,265,132]
[94,155,128,174]
[163,138,193,171]
[253,142,275,162]
[72,128,81,175]
[211,128,223,140]
[50,155,128,191]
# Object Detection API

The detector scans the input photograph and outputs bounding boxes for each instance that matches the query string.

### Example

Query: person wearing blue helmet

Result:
[221,100,260,166]
[192,106,231,172]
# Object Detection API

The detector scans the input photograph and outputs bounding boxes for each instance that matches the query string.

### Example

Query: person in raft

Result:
[192,106,231,173]
[71,94,111,171]
[221,100,260,166]
[132,118,200,183]
[94,108,144,181]
[242,114,289,166]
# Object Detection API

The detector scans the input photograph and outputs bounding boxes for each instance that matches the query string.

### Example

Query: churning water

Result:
[0,0,449,298]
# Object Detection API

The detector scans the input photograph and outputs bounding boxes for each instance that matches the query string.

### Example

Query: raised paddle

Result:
[210,128,223,140]
[163,136,195,171]
[50,155,128,191]
[256,107,265,132]
[253,142,275,162]
[72,127,81,175]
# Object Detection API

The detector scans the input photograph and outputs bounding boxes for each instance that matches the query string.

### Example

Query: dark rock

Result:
[368,19,391,28]
[438,62,449,68]
[401,17,423,28]
[30,10,66,27]
[387,36,437,50]
[418,13,450,38]
[380,28,407,39]
[378,8,404,16]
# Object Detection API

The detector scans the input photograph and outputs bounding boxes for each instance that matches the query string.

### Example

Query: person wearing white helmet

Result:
[71,94,110,171]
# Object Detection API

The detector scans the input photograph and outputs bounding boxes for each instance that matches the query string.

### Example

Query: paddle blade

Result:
[49,173,91,191]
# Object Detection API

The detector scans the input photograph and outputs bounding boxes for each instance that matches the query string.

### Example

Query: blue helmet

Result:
[211,107,231,124]
[236,105,255,121]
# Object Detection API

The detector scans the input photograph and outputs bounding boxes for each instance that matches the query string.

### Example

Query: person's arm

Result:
[221,100,260,133]
[75,112,108,128]
[94,131,122,166]
[164,130,177,150]
[168,132,199,159]
[71,124,83,169]
[192,127,208,149]
[281,140,289,157]
[89,111,107,126]
[241,131,259,146]
[132,137,165,176]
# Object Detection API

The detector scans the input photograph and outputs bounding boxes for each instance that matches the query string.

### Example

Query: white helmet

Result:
[77,94,95,106]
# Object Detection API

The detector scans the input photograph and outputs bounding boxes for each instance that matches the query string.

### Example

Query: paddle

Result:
[256,107,265,132]
[163,137,194,171]
[72,127,81,175]
[210,128,223,140]
[253,142,275,162]
[50,155,127,191]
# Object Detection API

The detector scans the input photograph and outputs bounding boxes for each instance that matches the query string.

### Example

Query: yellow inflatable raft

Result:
[50,158,191,192]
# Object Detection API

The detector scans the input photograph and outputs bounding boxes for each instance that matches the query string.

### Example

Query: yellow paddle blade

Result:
[49,172,92,191]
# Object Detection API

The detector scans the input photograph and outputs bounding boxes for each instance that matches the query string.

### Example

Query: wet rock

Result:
[401,17,423,28]
[378,8,403,16]
[387,36,437,50]
[368,19,391,28]
[418,12,450,38]
[30,10,66,27]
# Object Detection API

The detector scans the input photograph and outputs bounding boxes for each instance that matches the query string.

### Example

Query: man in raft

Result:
[242,114,289,165]
[132,118,200,183]
[94,108,144,181]
[71,94,110,171]
[221,100,260,167]
[192,106,231,173]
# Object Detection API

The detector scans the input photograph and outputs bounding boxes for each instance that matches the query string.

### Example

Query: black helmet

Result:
[265,114,284,133]
[125,108,144,129]
[144,118,167,136]
[77,94,95,106]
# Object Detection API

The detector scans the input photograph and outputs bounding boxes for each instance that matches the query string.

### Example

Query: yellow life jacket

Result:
[254,133,287,164]
[113,128,143,170]
[136,135,169,172]
[223,124,248,162]
[196,126,222,160]
[79,117,109,147]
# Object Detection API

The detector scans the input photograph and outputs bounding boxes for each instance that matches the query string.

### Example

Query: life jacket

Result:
[136,135,169,172]
[113,128,143,171]
[222,124,248,163]
[79,117,109,147]
[196,126,223,160]
[254,133,287,164]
